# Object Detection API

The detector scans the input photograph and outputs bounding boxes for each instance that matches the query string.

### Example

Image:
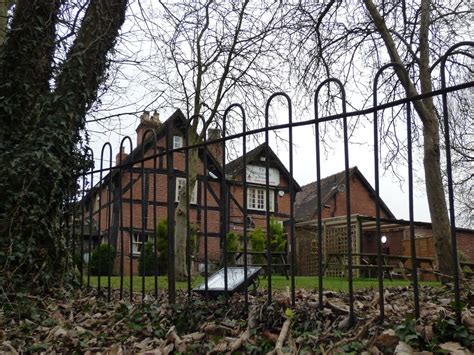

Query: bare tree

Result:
[130,0,290,280]
[289,0,473,278]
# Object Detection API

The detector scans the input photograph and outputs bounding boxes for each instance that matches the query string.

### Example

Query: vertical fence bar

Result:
[265,132,272,304]
[222,104,247,300]
[314,85,324,310]
[373,63,414,322]
[264,93,293,305]
[221,109,229,299]
[70,188,76,283]
[139,130,158,303]
[141,134,146,304]
[98,143,112,295]
[119,137,132,300]
[242,108,249,311]
[373,69,386,323]
[129,145,135,302]
[166,127,176,304]
[188,115,208,298]
[264,96,273,304]
[152,139,158,300]
[203,121,209,300]
[314,80,353,322]
[287,97,296,307]
[118,148,123,300]
[79,165,87,288]
[86,152,94,290]
[338,82,354,326]
[406,102,420,319]
[106,173,112,302]
[440,41,473,324]
[265,92,295,305]
[186,119,192,299]
[81,149,92,288]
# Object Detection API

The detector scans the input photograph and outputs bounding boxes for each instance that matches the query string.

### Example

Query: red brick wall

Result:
[401,230,474,264]
[361,229,404,259]
[90,136,293,274]
[458,232,474,262]
[318,175,391,220]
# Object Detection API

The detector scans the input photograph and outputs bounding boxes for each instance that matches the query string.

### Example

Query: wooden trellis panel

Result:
[324,225,358,277]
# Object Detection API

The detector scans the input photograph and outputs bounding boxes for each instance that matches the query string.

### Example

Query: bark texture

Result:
[363,0,455,278]
[0,0,128,291]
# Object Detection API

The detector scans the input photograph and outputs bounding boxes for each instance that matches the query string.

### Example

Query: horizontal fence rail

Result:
[68,42,473,327]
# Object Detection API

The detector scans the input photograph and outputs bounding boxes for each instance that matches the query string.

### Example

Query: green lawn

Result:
[85,275,440,293]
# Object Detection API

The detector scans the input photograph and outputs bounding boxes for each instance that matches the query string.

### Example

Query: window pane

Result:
[257,189,264,209]
[176,177,197,204]
[173,136,183,149]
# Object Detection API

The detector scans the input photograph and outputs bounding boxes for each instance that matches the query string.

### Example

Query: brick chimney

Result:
[136,110,161,145]
[115,146,128,165]
[207,128,223,165]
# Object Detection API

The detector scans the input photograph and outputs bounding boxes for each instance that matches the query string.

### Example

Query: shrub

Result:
[73,251,87,274]
[138,242,157,276]
[89,244,116,276]
[270,217,286,252]
[226,231,240,266]
[156,219,169,275]
[248,220,287,272]
[250,227,266,264]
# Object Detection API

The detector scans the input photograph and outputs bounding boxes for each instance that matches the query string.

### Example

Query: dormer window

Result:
[173,135,183,149]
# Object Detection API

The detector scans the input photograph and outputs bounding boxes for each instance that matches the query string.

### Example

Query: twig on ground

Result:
[270,317,291,355]
[329,316,378,352]
[229,303,257,352]
[229,328,250,353]
[324,298,349,314]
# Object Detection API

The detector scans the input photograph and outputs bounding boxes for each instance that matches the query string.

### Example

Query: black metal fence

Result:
[69,42,473,326]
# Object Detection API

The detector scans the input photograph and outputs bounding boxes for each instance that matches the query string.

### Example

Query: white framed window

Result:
[132,232,148,255]
[247,187,274,212]
[175,177,198,204]
[173,135,183,149]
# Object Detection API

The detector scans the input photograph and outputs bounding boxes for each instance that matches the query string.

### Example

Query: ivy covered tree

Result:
[0,0,128,292]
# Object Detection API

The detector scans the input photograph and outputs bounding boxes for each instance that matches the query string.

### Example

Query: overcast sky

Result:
[83,1,441,224]
[86,102,432,224]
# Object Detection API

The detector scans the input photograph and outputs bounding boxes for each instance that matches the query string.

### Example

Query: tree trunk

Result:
[174,141,199,281]
[423,117,454,278]
[363,0,455,279]
[0,0,127,292]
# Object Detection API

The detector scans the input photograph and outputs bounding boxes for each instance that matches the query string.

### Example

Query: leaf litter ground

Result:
[1,283,473,354]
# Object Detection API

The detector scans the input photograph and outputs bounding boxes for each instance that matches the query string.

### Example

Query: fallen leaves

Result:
[0,284,473,353]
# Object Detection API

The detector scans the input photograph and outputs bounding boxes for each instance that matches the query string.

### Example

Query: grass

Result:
[85,275,440,293]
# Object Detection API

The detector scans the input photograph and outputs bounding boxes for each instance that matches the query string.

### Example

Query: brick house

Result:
[294,167,474,276]
[83,109,300,275]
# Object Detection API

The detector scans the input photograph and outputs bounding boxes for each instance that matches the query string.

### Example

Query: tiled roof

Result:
[294,167,395,221]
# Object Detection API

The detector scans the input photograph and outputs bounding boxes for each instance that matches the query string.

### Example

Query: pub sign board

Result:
[246,165,280,186]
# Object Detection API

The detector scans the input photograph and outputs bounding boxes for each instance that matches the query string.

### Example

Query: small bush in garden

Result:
[250,227,265,264]
[156,219,169,275]
[226,231,240,266]
[138,242,157,276]
[89,244,116,276]
[73,251,84,271]
[270,217,286,253]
